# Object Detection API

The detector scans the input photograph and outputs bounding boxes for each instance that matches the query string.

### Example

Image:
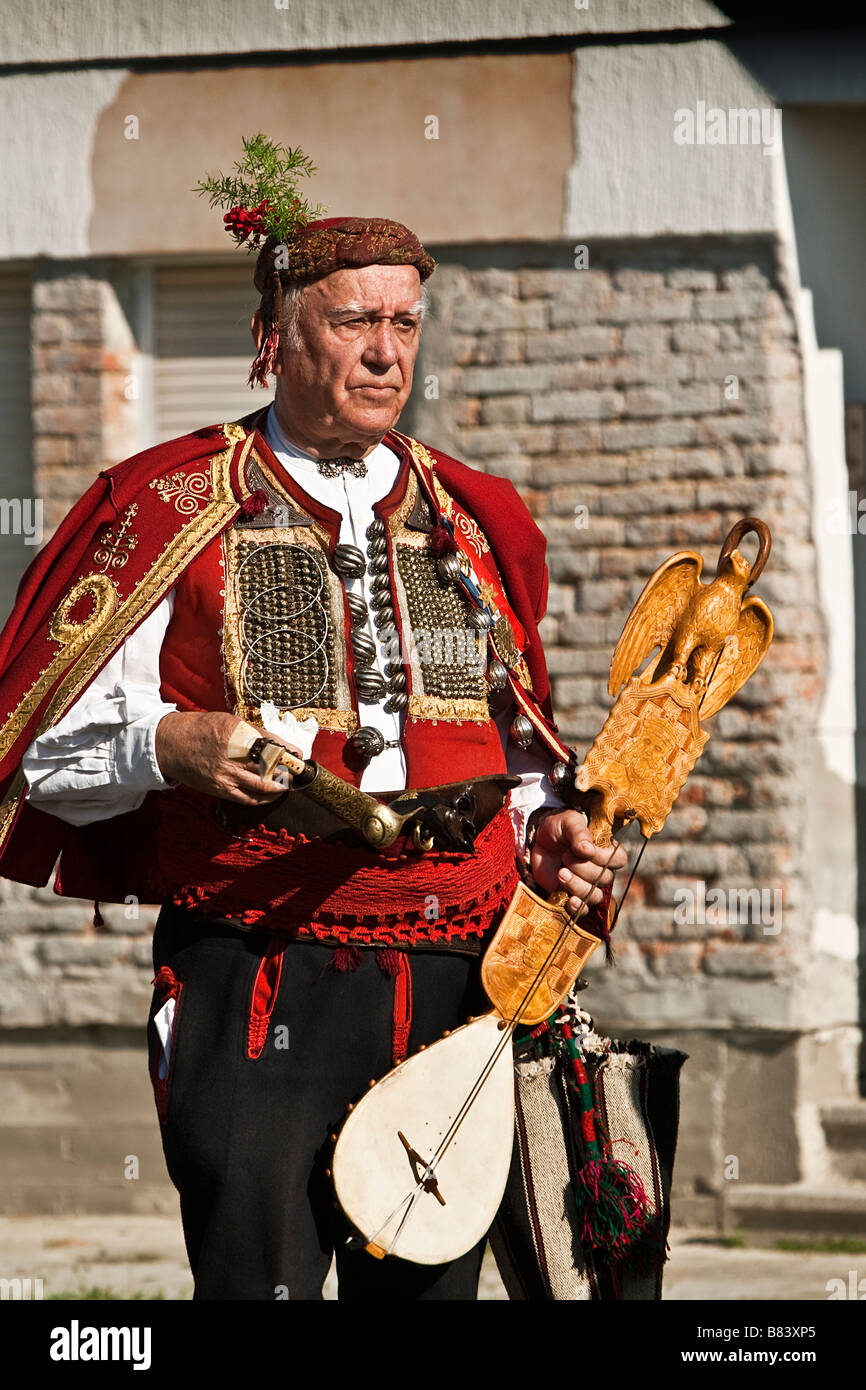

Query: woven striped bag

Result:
[489,1005,687,1300]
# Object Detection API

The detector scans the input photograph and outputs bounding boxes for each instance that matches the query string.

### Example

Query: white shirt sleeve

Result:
[492,686,569,851]
[21,591,178,826]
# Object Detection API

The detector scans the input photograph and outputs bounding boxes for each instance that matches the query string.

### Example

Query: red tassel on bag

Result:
[570,1157,651,1261]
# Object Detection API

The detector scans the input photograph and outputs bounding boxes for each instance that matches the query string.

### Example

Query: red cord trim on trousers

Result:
[149,966,183,1125]
[391,953,413,1067]
[247,938,286,1059]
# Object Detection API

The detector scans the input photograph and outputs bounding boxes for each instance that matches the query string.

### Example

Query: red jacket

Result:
[0,408,572,907]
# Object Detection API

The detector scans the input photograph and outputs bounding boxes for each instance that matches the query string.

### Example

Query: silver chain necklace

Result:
[315,456,368,479]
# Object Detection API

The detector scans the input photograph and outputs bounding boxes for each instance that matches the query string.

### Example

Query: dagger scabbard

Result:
[225,719,403,849]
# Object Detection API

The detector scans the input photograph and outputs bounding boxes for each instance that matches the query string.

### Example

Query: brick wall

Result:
[413,240,821,1033]
[32,260,139,534]
[1,243,828,1040]
[2,262,146,1036]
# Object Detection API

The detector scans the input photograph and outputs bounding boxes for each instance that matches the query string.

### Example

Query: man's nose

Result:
[362,320,400,367]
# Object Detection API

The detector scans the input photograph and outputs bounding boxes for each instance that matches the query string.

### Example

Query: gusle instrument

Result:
[232,519,775,1266]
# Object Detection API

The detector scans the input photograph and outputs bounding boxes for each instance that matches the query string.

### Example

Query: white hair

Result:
[278,282,312,352]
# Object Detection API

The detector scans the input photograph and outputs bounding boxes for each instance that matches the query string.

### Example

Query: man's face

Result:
[270,264,424,457]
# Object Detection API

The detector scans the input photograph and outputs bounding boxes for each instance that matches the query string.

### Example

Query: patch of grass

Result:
[774,1236,866,1255]
[47,1287,165,1301]
[692,1231,747,1249]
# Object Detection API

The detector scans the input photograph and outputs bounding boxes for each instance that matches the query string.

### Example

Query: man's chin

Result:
[341,398,405,444]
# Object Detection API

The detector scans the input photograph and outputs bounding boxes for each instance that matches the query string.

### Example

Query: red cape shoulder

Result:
[0,423,242,670]
[0,418,256,888]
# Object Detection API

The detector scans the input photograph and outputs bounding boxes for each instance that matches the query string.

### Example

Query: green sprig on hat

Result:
[194,132,324,250]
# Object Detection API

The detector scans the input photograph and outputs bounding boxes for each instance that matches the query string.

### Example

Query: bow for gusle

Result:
[480,517,775,1026]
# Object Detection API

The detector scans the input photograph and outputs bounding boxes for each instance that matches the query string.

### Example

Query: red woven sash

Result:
[156,789,519,947]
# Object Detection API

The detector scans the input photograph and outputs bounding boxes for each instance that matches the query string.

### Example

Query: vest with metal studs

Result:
[147,424,565,948]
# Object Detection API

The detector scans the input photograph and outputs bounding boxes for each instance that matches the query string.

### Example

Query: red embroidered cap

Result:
[253,216,435,291]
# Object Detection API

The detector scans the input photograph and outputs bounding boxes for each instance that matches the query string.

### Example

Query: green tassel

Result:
[571,1157,651,1262]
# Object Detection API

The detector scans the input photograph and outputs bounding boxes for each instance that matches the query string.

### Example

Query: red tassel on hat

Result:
[248,323,280,388]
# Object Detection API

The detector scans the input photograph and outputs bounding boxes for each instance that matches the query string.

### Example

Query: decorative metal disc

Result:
[437,552,462,585]
[510,714,534,750]
[332,544,366,578]
[486,659,508,692]
[352,726,385,759]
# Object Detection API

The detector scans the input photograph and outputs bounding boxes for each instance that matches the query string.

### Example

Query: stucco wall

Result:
[2,0,729,65]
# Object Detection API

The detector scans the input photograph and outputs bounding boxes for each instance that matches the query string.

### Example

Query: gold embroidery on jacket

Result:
[0,432,252,850]
[93,503,139,571]
[149,470,212,513]
[407,693,490,723]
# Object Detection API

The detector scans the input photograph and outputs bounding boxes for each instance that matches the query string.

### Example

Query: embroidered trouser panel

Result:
[148,901,490,1301]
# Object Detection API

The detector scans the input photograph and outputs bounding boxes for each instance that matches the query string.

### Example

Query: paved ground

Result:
[1,1214,861,1300]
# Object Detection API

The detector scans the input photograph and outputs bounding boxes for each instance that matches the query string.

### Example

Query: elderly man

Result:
[0,213,625,1300]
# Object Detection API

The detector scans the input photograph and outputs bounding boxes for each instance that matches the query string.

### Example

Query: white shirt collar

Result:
[263,403,400,485]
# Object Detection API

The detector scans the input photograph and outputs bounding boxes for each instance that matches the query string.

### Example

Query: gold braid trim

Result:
[273,706,361,739]
[234,687,359,737]
[0,428,254,853]
[387,467,419,534]
[407,692,490,723]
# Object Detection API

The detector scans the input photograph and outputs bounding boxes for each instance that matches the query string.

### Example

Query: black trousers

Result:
[148,903,491,1300]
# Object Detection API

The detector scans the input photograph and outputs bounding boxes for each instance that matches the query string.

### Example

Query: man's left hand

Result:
[530,809,628,918]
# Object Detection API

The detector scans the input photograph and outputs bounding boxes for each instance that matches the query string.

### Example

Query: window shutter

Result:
[154,264,273,443]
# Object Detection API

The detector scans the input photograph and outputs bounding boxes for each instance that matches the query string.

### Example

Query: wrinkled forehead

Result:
[308,263,424,314]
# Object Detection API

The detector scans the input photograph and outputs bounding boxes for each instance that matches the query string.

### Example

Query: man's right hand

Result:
[154,711,302,805]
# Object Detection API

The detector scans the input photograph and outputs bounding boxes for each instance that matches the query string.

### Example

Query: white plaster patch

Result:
[812,908,859,962]
[566,41,779,239]
[0,70,126,258]
[3,1,729,65]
